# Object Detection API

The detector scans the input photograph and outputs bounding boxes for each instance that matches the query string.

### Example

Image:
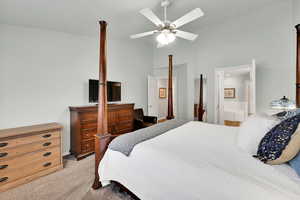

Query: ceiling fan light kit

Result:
[130,0,204,47]
[156,30,176,45]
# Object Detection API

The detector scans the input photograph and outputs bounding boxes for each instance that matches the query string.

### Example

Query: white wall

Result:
[0,24,153,155]
[157,79,168,118]
[196,1,294,122]
[153,0,295,122]
[293,0,300,25]
[224,74,250,102]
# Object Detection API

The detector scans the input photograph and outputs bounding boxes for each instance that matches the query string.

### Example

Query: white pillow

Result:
[237,114,279,155]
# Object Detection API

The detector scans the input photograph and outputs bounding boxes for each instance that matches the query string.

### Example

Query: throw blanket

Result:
[109,119,189,156]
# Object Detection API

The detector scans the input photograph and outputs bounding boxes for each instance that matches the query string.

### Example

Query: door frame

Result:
[214,60,256,124]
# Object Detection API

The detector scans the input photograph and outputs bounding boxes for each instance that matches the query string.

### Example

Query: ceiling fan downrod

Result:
[161,0,171,23]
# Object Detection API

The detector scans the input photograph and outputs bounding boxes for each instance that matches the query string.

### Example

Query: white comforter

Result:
[99,121,300,200]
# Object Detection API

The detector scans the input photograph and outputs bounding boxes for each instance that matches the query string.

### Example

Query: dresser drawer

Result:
[81,127,97,140]
[79,112,97,121]
[0,158,60,186]
[81,121,97,130]
[0,131,60,150]
[81,140,94,153]
[0,147,60,174]
[0,138,60,161]
[108,111,118,124]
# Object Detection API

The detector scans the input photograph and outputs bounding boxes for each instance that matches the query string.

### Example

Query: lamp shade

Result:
[270,96,296,110]
[156,30,176,45]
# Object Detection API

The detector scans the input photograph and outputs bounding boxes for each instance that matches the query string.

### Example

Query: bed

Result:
[92,21,300,200]
[99,121,300,200]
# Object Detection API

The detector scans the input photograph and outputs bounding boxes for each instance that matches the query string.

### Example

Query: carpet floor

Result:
[0,156,134,200]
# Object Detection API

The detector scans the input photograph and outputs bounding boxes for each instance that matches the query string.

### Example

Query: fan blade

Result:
[175,30,198,41]
[172,8,204,28]
[130,31,155,39]
[140,8,164,26]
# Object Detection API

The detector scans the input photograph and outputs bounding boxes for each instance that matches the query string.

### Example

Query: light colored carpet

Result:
[0,156,134,200]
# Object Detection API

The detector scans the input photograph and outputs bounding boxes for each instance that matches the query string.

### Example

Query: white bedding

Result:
[99,121,300,200]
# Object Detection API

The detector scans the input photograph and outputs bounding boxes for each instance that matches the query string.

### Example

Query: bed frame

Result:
[198,74,205,121]
[296,24,300,107]
[92,21,174,195]
[92,21,300,197]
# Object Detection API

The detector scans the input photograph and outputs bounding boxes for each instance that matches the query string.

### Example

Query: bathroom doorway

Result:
[214,60,256,125]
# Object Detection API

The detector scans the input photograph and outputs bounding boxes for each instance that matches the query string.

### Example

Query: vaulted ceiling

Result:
[0,0,277,39]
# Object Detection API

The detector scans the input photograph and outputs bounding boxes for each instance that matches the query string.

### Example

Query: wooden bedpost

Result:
[198,74,205,121]
[92,20,109,190]
[296,24,300,107]
[167,55,174,120]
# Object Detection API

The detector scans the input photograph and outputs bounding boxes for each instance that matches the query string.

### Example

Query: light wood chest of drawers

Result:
[0,123,63,192]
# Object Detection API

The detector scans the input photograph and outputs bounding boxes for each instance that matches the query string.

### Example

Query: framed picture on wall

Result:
[224,88,235,98]
[159,88,167,98]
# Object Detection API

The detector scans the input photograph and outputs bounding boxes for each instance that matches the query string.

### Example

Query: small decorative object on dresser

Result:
[69,103,134,160]
[0,123,63,192]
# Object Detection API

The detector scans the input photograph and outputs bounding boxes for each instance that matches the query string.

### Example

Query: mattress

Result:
[272,164,300,184]
[99,121,300,200]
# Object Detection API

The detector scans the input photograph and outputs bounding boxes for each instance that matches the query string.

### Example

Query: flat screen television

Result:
[89,79,121,103]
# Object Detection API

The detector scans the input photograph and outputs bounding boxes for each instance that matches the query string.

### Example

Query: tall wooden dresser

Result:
[69,103,134,160]
[0,123,63,192]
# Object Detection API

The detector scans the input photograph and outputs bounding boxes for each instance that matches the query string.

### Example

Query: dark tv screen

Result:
[89,79,121,103]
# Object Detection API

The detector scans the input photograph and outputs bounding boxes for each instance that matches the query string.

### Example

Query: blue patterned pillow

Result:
[274,108,300,121]
[290,152,300,177]
[255,114,300,164]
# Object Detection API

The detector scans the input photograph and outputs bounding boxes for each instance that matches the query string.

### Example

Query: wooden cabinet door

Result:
[108,111,118,135]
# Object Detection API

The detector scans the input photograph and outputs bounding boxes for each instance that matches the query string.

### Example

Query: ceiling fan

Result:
[130,0,204,47]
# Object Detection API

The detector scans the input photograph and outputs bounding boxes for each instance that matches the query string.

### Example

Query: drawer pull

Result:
[0,165,8,170]
[43,162,52,167]
[0,177,8,183]
[42,134,52,138]
[43,142,52,147]
[0,152,8,158]
[0,143,8,148]
[43,152,52,157]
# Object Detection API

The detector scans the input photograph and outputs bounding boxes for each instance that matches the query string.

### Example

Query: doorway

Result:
[148,76,177,120]
[214,60,256,125]
[148,64,188,120]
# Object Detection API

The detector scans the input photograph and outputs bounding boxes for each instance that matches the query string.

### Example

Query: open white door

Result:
[214,70,225,124]
[148,76,158,117]
[249,60,256,115]
[217,71,225,124]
